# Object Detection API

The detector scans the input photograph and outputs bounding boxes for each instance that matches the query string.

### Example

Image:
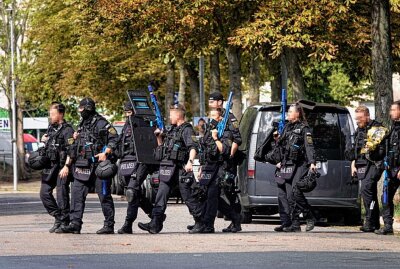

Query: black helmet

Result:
[79,97,96,120]
[79,97,96,111]
[95,159,118,179]
[28,151,51,170]
[296,170,320,193]
[191,181,207,202]
[124,101,133,111]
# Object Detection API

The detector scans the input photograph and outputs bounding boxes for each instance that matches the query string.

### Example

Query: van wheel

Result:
[344,208,362,226]
[241,211,252,224]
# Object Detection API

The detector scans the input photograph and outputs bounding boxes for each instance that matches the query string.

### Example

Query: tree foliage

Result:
[4,0,400,120]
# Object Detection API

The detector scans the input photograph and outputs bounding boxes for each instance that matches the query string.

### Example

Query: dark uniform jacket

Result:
[71,113,118,163]
[222,109,242,147]
[278,121,316,166]
[44,121,74,167]
[198,123,233,165]
[386,121,400,177]
[157,122,196,166]
[351,120,385,164]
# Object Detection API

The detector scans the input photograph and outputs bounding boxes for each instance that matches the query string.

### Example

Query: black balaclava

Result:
[79,97,96,121]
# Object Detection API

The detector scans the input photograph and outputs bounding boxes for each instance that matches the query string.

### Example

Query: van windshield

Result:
[258,108,354,161]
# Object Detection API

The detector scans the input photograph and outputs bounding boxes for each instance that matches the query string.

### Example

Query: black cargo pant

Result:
[360,164,382,228]
[277,181,294,227]
[380,171,400,226]
[70,170,115,228]
[40,166,70,223]
[124,163,154,222]
[202,166,240,228]
[292,165,314,223]
[152,166,202,222]
[224,163,241,215]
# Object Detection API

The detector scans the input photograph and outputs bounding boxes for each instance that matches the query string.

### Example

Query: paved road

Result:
[1,193,400,269]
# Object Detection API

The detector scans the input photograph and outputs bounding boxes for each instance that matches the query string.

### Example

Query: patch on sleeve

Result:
[191,135,199,143]
[108,127,117,135]
[306,133,313,144]
[68,138,75,145]
[232,121,239,129]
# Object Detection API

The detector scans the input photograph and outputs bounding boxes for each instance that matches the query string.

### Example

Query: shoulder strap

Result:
[178,122,191,135]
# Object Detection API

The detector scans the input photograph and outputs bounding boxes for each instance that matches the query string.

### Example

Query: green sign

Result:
[0,108,8,118]
[0,108,10,130]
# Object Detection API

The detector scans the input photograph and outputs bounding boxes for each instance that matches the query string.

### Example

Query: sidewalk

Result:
[1,178,399,232]
[0,178,41,193]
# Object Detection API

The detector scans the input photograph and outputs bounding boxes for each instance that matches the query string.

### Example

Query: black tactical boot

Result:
[306,218,316,232]
[118,221,133,234]
[231,215,242,233]
[96,225,114,234]
[200,226,215,233]
[274,223,291,232]
[274,225,285,232]
[187,224,195,230]
[359,221,375,233]
[374,224,394,235]
[222,216,242,233]
[57,223,81,234]
[222,222,234,233]
[138,216,163,234]
[189,222,205,234]
[283,220,301,233]
[49,219,62,233]
[54,220,70,233]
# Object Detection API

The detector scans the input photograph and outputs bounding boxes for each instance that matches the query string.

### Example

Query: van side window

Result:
[338,112,355,160]
[306,111,353,161]
[257,111,280,148]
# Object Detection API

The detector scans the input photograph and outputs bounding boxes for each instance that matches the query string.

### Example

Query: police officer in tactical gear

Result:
[58,98,118,234]
[206,92,242,232]
[275,103,317,232]
[375,101,400,235]
[117,101,155,234]
[191,108,241,233]
[138,104,202,234]
[38,102,74,233]
[350,105,385,233]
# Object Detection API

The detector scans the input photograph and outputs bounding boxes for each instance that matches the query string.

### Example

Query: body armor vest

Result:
[162,123,190,163]
[45,122,71,165]
[198,125,222,165]
[280,122,306,163]
[76,115,107,161]
[388,122,400,169]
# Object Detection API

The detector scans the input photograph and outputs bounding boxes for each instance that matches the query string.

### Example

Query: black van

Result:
[238,101,361,225]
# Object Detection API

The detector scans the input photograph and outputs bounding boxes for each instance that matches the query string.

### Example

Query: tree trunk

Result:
[225,46,242,119]
[248,51,261,106]
[186,62,200,117]
[176,57,186,106]
[283,48,305,101]
[372,0,393,125]
[165,61,175,123]
[209,50,221,93]
[16,105,26,179]
[266,56,282,102]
